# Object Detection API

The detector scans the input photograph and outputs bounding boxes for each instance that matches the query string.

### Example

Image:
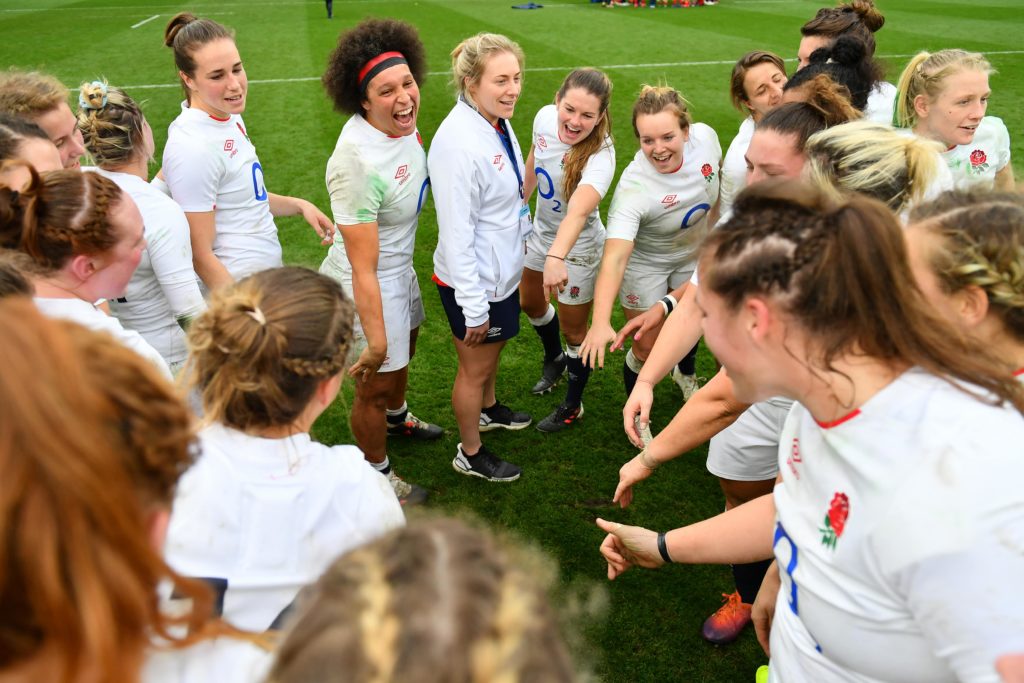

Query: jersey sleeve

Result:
[578,140,616,197]
[145,201,206,325]
[163,138,224,213]
[604,166,645,242]
[326,143,386,226]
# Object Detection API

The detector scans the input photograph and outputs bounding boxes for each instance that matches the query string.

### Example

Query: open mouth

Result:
[224,94,244,106]
[563,123,582,138]
[652,152,672,163]
[394,106,415,126]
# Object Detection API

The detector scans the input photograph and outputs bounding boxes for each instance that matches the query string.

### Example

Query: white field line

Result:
[130,14,160,28]
[113,50,1024,91]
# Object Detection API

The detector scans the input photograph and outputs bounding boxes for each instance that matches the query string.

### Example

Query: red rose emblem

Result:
[827,493,850,537]
[569,286,580,299]
[701,163,713,177]
[820,492,849,550]
[970,150,987,166]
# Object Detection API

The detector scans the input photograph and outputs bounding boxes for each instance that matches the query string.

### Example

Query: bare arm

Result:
[184,210,233,290]
[994,163,1015,192]
[543,184,603,298]
[597,492,777,580]
[268,193,335,244]
[339,222,387,381]
[523,145,537,204]
[580,237,633,369]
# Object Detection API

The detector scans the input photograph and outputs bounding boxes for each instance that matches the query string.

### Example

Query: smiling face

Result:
[181,37,247,119]
[742,62,787,120]
[745,129,805,184]
[797,34,831,70]
[467,50,522,124]
[913,69,990,148]
[637,110,686,174]
[362,63,419,137]
[555,86,602,146]
[695,277,769,404]
[34,101,85,169]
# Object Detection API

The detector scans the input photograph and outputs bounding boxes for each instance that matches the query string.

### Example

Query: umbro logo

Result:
[662,194,678,206]
[493,154,503,165]
[486,326,502,337]
[537,135,547,149]
[223,140,234,152]
[395,164,408,180]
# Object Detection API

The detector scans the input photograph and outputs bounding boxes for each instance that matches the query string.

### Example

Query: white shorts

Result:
[706,397,793,481]
[319,262,425,373]
[523,234,602,306]
[619,257,693,310]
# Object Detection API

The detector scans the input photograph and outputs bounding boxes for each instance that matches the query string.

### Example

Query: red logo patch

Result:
[970,149,987,166]
[820,492,850,550]
[701,163,713,177]
[537,135,547,149]
[625,293,640,307]
[493,154,503,165]
[395,165,408,180]
[662,194,677,205]
[569,285,580,299]
[223,140,234,152]
[786,437,802,480]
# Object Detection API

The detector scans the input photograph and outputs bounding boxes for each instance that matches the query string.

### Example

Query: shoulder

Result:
[979,116,1010,145]
[688,122,721,149]
[534,104,556,132]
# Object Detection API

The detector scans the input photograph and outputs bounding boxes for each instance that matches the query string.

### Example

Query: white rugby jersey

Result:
[163,103,282,280]
[718,116,754,221]
[941,116,1011,191]
[34,296,172,379]
[605,122,721,269]
[864,81,897,126]
[143,638,272,683]
[769,369,1024,682]
[164,423,405,632]
[430,98,529,327]
[321,114,429,281]
[530,104,615,254]
[88,168,205,367]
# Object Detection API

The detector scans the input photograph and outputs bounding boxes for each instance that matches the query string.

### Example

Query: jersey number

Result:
[679,202,711,231]
[535,168,562,212]
[251,162,268,202]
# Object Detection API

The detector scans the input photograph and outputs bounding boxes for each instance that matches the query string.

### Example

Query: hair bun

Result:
[850,0,885,32]
[164,11,199,48]
[828,35,868,66]
[78,81,108,111]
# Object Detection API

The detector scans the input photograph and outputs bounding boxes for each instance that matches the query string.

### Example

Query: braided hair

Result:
[702,180,1024,413]
[184,266,355,431]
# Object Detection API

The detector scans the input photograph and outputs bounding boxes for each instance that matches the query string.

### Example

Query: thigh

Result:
[454,336,505,380]
[519,265,547,318]
[557,301,593,344]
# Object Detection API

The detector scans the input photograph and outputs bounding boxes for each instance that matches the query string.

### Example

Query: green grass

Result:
[3,1,1022,680]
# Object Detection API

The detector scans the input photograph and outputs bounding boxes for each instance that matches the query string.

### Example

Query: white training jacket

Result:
[430,98,529,328]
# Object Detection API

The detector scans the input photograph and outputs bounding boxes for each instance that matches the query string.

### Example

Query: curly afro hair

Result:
[322,19,427,115]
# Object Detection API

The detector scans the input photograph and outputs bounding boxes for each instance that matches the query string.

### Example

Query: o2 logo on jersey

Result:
[774,522,800,616]
[679,202,711,231]
[535,168,562,213]
[251,162,268,202]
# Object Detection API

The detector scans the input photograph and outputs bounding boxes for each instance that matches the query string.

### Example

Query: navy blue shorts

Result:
[435,280,520,343]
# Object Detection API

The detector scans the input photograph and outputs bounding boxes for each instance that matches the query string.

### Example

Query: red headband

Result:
[358,51,407,92]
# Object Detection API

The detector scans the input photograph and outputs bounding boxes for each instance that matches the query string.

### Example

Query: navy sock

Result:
[623,360,639,397]
[732,559,773,604]
[532,312,564,362]
[677,342,698,376]
[564,354,591,408]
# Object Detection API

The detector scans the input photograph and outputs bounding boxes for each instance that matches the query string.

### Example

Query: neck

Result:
[33,274,89,302]
[188,97,230,121]
[106,155,149,182]
[784,352,906,425]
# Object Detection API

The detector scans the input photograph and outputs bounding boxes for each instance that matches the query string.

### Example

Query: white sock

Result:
[565,343,581,359]
[625,347,645,373]
[527,303,556,327]
[386,402,408,418]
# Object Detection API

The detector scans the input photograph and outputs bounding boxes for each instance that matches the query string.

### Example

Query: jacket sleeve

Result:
[430,140,490,327]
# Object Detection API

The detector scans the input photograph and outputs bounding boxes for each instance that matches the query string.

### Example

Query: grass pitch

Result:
[2,0,1022,680]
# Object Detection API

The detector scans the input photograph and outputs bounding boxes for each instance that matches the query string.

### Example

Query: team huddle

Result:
[0,0,1022,681]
